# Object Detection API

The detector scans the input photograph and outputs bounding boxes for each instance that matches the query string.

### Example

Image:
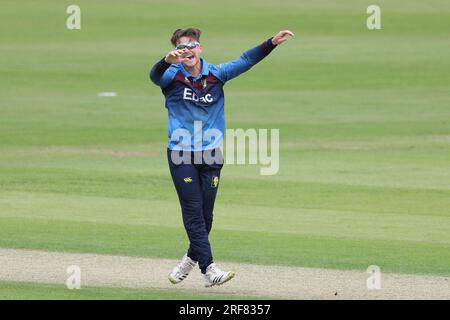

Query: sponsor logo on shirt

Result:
[183,88,213,103]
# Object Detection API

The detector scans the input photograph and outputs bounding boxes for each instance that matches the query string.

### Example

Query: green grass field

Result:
[1,0,450,299]
[0,281,262,300]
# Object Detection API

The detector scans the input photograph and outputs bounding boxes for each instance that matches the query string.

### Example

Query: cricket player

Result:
[150,28,293,287]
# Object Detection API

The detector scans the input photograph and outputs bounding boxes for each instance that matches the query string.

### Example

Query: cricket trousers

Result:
[167,148,223,273]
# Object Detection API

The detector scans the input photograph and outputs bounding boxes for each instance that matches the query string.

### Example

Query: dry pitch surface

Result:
[1,248,448,300]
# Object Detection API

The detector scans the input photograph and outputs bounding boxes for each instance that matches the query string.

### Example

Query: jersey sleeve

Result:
[149,58,178,88]
[215,38,277,83]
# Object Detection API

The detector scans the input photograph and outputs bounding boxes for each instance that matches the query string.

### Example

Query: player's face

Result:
[176,36,202,68]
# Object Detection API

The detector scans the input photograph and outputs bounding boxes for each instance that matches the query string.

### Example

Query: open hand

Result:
[272,30,294,45]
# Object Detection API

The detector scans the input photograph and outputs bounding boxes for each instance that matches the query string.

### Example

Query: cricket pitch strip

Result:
[0,248,448,299]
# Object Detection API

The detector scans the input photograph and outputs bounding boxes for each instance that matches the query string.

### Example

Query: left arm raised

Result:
[217,30,294,83]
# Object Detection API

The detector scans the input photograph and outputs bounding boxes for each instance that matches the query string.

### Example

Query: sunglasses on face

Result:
[175,41,200,50]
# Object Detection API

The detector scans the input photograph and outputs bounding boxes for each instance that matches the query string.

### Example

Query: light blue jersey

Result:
[150,38,276,151]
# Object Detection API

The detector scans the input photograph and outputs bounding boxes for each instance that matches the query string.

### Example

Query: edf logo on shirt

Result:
[183,88,213,103]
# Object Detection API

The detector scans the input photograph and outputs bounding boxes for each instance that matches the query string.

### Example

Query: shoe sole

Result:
[205,271,236,288]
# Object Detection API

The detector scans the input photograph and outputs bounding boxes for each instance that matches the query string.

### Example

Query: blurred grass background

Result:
[0,0,449,278]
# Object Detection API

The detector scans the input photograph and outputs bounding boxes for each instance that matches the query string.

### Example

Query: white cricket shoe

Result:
[168,254,197,284]
[203,263,236,287]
